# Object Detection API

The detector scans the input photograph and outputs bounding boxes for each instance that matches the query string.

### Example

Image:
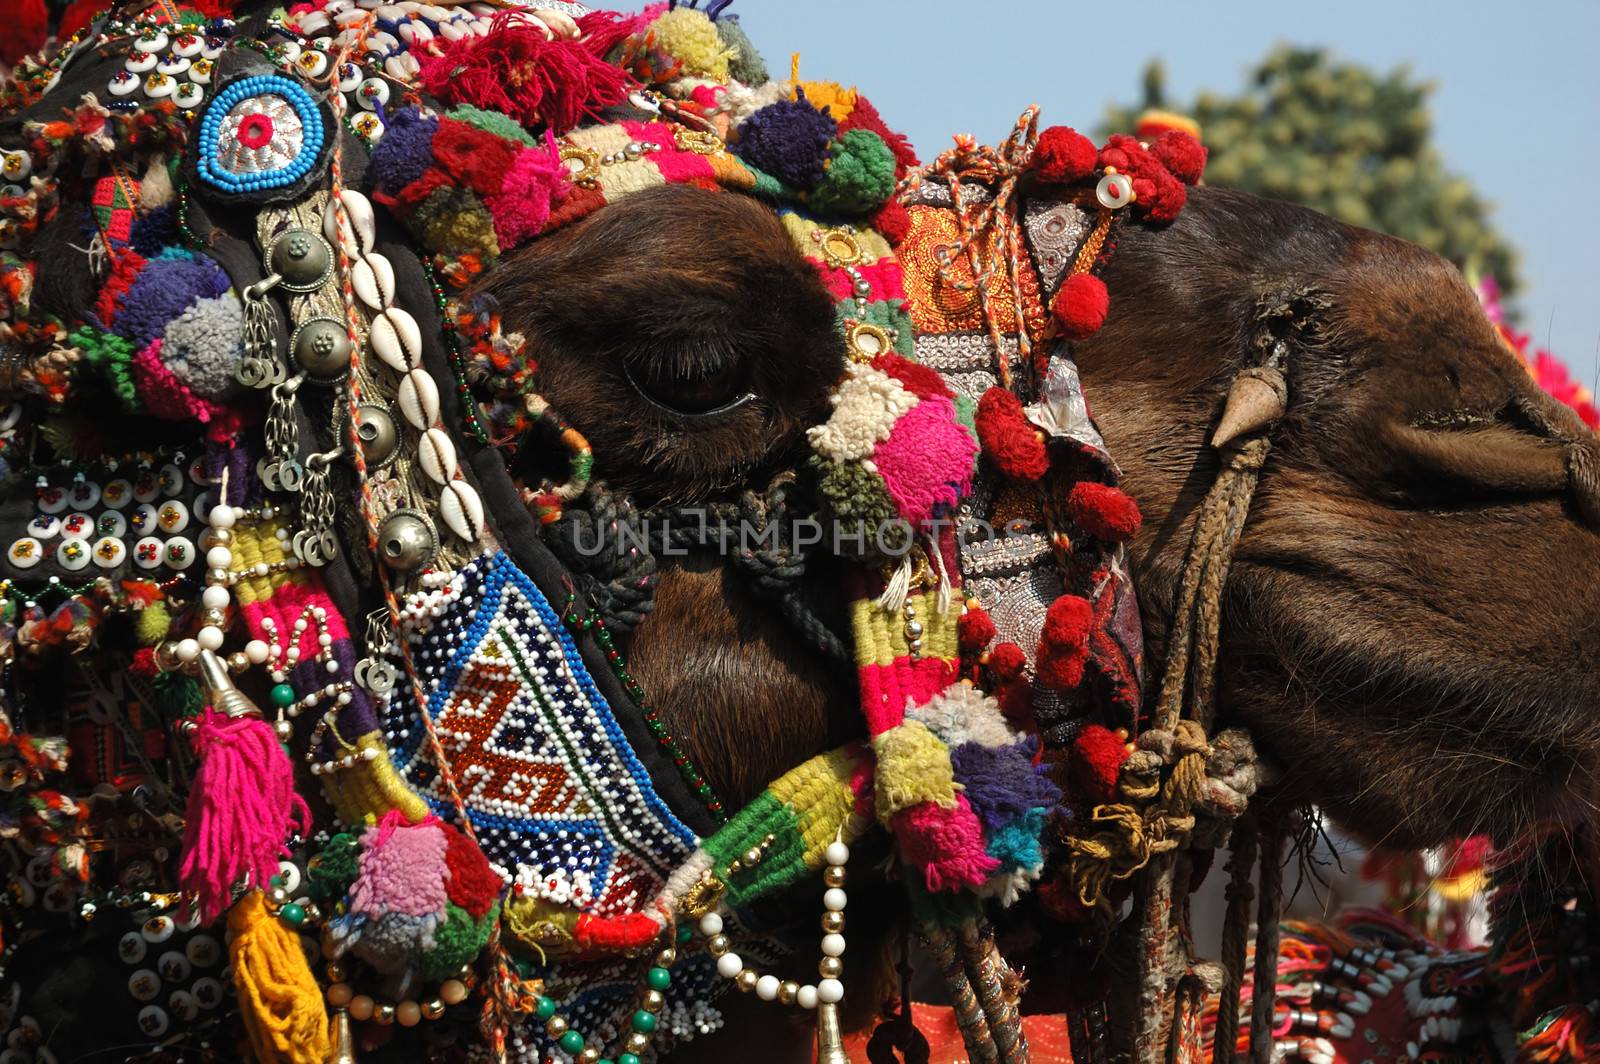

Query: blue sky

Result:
[737,0,1600,391]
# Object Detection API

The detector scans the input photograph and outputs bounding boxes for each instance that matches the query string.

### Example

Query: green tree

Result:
[1104,47,1520,295]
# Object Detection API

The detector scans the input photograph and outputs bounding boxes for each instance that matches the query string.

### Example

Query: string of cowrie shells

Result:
[321,186,488,575]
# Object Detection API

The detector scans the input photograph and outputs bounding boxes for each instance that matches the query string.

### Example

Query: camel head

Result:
[1077,185,1600,850]
[492,182,1600,856]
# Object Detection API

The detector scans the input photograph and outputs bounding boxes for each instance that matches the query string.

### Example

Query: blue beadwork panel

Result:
[386,551,697,915]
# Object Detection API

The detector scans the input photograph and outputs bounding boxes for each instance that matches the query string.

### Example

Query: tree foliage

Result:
[1104,47,1520,295]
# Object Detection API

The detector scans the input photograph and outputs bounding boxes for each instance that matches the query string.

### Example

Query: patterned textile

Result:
[387,550,696,911]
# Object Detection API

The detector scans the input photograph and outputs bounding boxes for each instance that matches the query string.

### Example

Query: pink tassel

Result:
[180,708,310,922]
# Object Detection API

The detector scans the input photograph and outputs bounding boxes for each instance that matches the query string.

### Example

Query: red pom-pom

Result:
[996,678,1034,724]
[958,606,997,652]
[1033,126,1098,184]
[130,647,159,679]
[870,199,912,246]
[1051,273,1109,340]
[1143,168,1188,223]
[57,0,101,38]
[1149,130,1207,185]
[441,822,503,918]
[986,641,1028,681]
[1036,594,1093,689]
[1069,724,1130,805]
[3,0,48,66]
[874,353,949,400]
[974,387,1048,480]
[1066,481,1142,543]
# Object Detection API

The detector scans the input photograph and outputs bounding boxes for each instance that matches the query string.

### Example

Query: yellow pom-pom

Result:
[796,80,857,122]
[872,719,957,822]
[135,601,172,646]
[648,8,737,81]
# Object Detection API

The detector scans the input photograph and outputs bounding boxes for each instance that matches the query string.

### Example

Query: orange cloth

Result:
[841,1006,1073,1063]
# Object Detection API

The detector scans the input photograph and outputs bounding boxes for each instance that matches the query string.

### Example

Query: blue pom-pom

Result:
[734,96,837,191]
[368,107,441,195]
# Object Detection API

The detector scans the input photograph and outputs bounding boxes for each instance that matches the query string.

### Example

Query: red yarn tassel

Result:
[416,10,634,134]
[2,0,49,67]
[180,708,310,922]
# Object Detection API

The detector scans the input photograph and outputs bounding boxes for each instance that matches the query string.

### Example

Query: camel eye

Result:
[624,356,754,417]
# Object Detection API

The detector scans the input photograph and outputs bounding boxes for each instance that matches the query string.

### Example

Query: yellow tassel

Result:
[228,891,331,1064]
[789,53,801,96]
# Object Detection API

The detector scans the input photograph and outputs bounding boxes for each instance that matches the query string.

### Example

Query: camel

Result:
[489,178,1600,1058]
[3,3,1597,1062]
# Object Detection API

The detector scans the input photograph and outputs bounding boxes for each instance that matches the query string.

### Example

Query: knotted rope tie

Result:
[898,107,1042,389]
[1058,720,1215,914]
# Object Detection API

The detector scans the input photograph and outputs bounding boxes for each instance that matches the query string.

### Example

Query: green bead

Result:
[677,926,693,943]
[269,874,285,888]
[534,996,556,1021]
[647,966,671,991]
[270,683,295,708]
[279,902,305,927]
[631,1010,657,1034]
[619,1056,641,1064]
[558,1030,585,1054]
[599,1060,616,1064]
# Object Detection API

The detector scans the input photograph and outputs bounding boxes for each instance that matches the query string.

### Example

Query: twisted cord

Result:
[1213,817,1259,1062]
[1249,822,1284,1064]
[957,917,1030,1063]
[544,483,658,633]
[920,921,1000,1064]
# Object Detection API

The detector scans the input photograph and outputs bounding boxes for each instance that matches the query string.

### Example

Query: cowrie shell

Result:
[417,428,458,484]
[397,368,439,430]
[438,480,483,542]
[322,188,375,258]
[368,307,421,372]
[352,252,395,310]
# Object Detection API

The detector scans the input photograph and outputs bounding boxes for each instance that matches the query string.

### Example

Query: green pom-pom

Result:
[412,186,500,261]
[151,672,203,717]
[810,129,897,216]
[811,454,907,560]
[448,105,536,146]
[418,902,499,981]
[307,833,363,901]
[134,601,172,646]
[715,17,769,85]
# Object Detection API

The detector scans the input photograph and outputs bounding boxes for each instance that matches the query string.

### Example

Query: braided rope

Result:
[1248,822,1285,1064]
[1131,354,1282,1060]
[1213,817,1259,1061]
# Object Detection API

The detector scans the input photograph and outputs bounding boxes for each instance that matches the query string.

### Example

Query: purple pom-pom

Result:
[734,96,838,190]
[115,250,231,349]
[368,108,441,196]
[950,738,1060,833]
